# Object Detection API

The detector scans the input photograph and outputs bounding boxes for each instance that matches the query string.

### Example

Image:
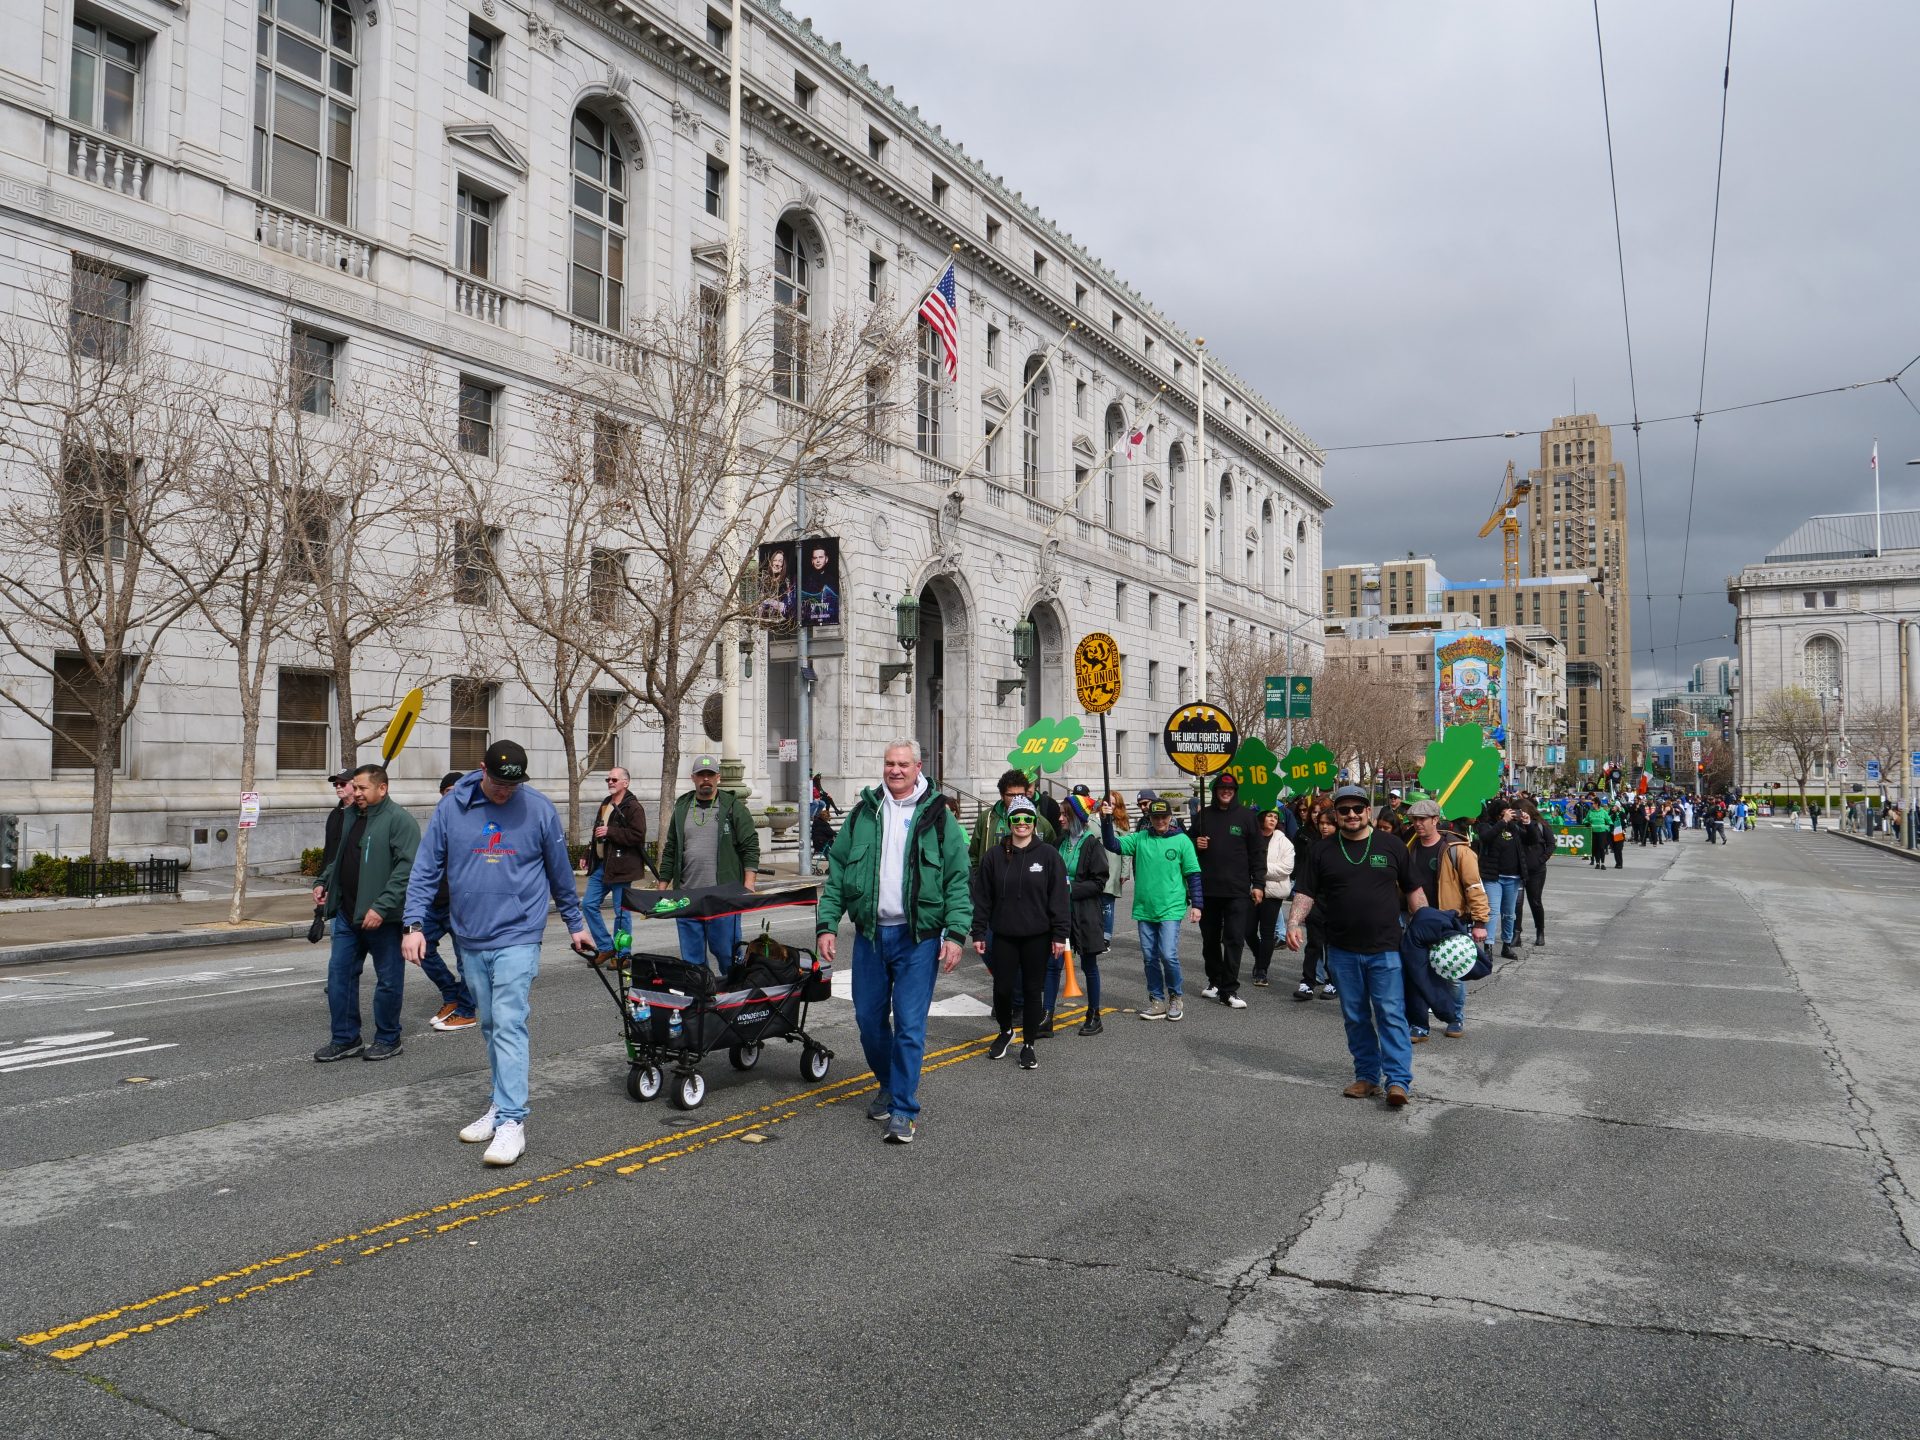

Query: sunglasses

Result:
[1008,816,1036,826]
[1333,804,1369,816]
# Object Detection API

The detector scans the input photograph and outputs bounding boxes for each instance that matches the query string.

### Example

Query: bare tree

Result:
[1699,734,1735,795]
[1750,686,1825,800]
[1843,702,1902,801]
[0,270,225,859]
[433,273,910,828]
[1297,657,1431,783]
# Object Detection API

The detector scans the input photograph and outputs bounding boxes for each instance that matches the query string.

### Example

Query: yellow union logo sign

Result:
[1074,631,1123,714]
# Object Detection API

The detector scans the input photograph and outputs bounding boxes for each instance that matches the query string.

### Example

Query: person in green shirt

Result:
[1586,799,1618,870]
[1100,797,1201,1021]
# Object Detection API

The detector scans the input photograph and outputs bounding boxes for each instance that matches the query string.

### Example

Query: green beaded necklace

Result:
[1336,826,1376,866]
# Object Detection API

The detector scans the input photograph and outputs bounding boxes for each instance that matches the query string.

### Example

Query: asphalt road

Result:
[1,826,1915,1438]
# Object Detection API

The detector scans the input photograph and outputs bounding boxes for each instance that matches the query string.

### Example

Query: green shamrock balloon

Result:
[1225,737,1283,811]
[1418,723,1505,819]
[1277,742,1340,797]
[1008,715,1083,774]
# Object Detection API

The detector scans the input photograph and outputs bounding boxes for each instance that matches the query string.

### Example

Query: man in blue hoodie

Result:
[403,740,588,1168]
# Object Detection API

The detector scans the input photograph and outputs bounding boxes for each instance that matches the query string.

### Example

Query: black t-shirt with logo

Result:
[1297,831,1418,954]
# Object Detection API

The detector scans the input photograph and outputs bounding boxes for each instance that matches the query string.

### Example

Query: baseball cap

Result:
[328,770,353,786]
[1006,796,1038,819]
[1408,799,1441,819]
[1146,798,1173,818]
[439,770,464,793]
[690,754,720,775]
[1389,788,1403,798]
[1212,770,1239,789]
[1071,784,1092,797]
[1330,784,1370,805]
[1136,788,1158,803]
[483,740,529,783]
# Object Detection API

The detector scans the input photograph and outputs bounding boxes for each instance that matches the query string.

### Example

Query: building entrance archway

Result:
[1022,599,1069,729]
[913,573,973,786]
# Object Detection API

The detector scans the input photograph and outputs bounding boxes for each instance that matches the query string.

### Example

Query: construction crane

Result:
[1477,461,1532,617]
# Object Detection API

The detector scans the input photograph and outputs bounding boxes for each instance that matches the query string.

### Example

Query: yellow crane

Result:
[1477,461,1532,615]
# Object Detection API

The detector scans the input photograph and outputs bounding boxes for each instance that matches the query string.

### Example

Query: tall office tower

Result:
[1523,414,1633,764]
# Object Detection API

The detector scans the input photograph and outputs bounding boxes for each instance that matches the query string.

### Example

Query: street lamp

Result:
[1859,609,1916,850]
[999,618,1035,705]
[880,593,917,692]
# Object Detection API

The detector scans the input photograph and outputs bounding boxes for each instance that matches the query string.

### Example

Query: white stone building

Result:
[0,0,1328,864]
[1727,509,1920,794]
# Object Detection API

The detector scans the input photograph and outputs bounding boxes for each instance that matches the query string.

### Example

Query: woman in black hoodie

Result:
[970,797,1070,1070]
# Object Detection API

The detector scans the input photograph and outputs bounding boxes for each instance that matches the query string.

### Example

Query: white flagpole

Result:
[1042,387,1170,539]
[1873,439,1882,557]
[1194,338,1208,704]
[948,319,1080,491]
[719,0,747,795]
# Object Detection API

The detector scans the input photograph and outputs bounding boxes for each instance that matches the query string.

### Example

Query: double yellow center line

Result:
[20,1008,1100,1363]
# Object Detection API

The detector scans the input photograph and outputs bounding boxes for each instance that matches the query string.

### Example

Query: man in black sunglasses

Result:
[1286,785,1425,1108]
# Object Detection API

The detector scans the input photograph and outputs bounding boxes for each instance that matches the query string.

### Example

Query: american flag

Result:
[918,260,958,382]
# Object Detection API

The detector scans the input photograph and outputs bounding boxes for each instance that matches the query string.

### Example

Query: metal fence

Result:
[64,857,181,899]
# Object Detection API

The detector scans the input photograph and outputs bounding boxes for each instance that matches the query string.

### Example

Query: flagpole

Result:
[1194,338,1208,704]
[948,319,1079,491]
[1040,386,1170,541]
[1873,439,1882,557]
[719,0,747,797]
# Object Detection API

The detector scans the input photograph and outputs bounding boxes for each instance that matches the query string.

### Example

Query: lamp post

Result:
[1001,617,1036,709]
[880,593,917,693]
[1858,609,1915,849]
[1278,611,1321,755]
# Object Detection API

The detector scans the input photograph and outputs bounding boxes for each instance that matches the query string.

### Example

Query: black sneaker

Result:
[883,1114,916,1144]
[1018,1044,1039,1070]
[362,1040,403,1061]
[987,1031,1014,1061]
[313,1040,364,1062]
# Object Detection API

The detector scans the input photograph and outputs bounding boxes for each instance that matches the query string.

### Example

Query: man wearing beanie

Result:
[1189,769,1267,1008]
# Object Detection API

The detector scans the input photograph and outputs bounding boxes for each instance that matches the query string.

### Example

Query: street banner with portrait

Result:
[756,536,843,632]
[1434,628,1507,737]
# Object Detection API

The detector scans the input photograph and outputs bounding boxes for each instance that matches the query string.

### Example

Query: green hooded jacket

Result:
[817,783,972,945]
[659,788,761,887]
[319,795,420,924]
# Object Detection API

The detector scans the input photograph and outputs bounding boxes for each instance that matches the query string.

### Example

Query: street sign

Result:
[381,687,425,766]
[1867,759,1882,782]
[1911,751,1920,777]
[1683,729,1709,738]
[1073,632,1123,714]
[1263,675,1313,719]
[1162,703,1238,776]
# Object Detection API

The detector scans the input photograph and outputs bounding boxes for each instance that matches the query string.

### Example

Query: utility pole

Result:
[1193,338,1208,703]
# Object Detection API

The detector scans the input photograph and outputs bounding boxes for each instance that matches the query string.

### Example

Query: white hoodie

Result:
[875,774,930,925]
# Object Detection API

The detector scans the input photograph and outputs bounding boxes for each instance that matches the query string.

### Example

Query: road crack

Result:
[1,1337,233,1437]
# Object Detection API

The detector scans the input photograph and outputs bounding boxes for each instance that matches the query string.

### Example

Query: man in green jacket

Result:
[817,738,971,1145]
[312,763,420,1062]
[657,753,760,973]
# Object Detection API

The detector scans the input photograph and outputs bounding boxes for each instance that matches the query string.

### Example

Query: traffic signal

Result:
[0,813,17,876]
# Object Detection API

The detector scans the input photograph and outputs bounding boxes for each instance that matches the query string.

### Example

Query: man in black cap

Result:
[1287,783,1426,1107]
[1190,768,1266,1008]
[402,741,588,1167]
[318,770,355,876]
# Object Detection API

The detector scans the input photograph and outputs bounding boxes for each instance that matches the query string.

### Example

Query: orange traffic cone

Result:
[1061,942,1083,1000]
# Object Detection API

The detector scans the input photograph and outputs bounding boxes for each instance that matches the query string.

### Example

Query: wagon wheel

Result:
[670,1070,708,1110]
[728,1042,762,1071]
[627,1064,663,1102]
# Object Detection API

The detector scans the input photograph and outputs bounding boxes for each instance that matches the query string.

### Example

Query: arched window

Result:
[773,214,819,402]
[1167,443,1185,556]
[1020,355,1048,497]
[916,321,943,458]
[570,109,628,328]
[1103,404,1126,532]
[1803,635,1842,701]
[1261,499,1276,592]
[1217,473,1233,574]
[252,0,358,223]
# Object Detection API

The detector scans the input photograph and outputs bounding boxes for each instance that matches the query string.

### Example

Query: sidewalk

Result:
[1830,828,1920,864]
[0,856,822,968]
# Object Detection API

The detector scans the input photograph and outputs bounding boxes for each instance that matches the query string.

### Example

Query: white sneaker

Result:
[458,1107,498,1143]
[1226,994,1249,1009]
[483,1120,525,1166]
[1200,986,1220,1000]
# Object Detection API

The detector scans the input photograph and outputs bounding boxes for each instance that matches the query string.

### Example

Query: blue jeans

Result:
[850,924,940,1121]
[1326,945,1413,1089]
[1137,919,1184,1000]
[1487,874,1522,945]
[462,942,542,1124]
[327,914,404,1046]
[677,914,742,975]
[1100,895,1117,939]
[581,864,629,953]
[419,905,474,1018]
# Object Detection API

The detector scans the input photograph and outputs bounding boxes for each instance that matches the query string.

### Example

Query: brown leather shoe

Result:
[1385,1084,1409,1107]
[592,950,616,968]
[1341,1081,1381,1099]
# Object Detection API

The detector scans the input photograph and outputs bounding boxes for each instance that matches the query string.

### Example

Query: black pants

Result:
[1249,895,1284,978]
[1523,866,1546,934]
[986,932,1049,1044]
[1301,924,1329,987]
[1200,894,1251,998]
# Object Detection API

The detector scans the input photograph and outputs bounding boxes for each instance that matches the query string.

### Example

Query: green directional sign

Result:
[1683,729,1709,738]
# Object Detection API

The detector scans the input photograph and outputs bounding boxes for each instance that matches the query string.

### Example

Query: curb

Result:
[1829,830,1920,865]
[0,921,312,969]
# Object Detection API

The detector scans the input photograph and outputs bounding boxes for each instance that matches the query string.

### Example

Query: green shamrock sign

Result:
[1418,723,1505,819]
[1008,716,1083,774]
[1277,742,1339,797]
[1225,737,1284,811]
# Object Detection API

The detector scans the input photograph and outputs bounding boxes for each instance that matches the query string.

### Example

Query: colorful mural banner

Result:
[1434,628,1508,739]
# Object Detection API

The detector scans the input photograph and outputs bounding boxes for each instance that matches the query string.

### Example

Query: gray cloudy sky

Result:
[788,0,1920,699]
